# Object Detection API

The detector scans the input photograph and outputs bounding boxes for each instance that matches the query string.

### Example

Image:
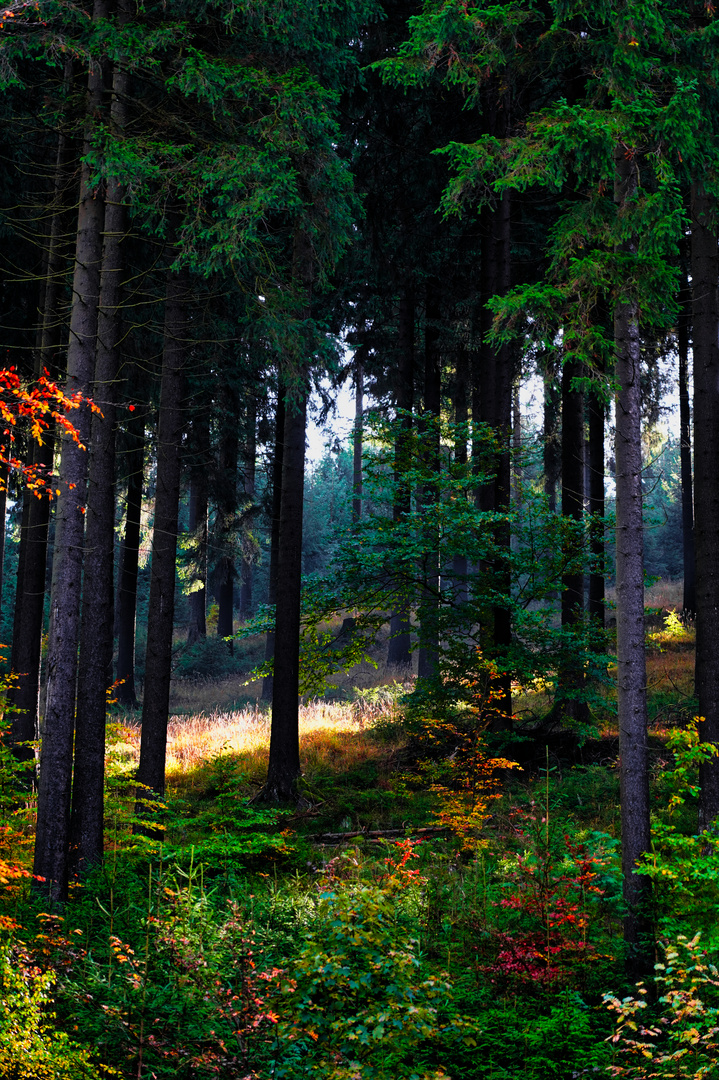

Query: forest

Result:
[1,0,719,1077]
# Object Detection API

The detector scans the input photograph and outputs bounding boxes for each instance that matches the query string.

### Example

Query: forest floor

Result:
[1,585,714,1080]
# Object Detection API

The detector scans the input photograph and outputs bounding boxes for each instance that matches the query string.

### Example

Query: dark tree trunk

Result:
[352,356,363,526]
[187,413,209,644]
[70,100,128,874]
[417,284,441,682]
[33,12,108,900]
[691,181,719,828]
[452,341,469,605]
[134,264,188,809]
[263,230,313,801]
[543,368,560,513]
[587,384,606,624]
[216,387,239,654]
[677,260,696,620]
[0,469,6,621]
[239,396,256,619]
[261,384,285,703]
[387,287,414,670]
[115,409,144,708]
[614,145,651,974]
[557,355,588,723]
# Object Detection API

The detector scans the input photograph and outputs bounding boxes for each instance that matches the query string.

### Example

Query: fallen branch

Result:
[310,826,449,844]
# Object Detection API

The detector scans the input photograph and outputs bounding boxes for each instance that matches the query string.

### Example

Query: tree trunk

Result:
[115,408,144,708]
[33,10,108,900]
[352,355,363,526]
[557,355,588,723]
[587,383,606,624]
[677,259,696,620]
[691,181,719,828]
[614,144,651,974]
[452,341,469,605]
[70,72,128,872]
[263,230,313,801]
[261,385,285,702]
[417,284,441,682]
[239,395,256,619]
[187,413,209,644]
[216,386,239,654]
[387,286,414,670]
[134,264,188,809]
[543,367,560,513]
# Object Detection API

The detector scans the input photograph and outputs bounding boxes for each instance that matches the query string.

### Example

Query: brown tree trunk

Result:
[387,287,414,670]
[187,413,209,644]
[352,355,363,526]
[587,384,606,624]
[677,259,696,620]
[417,284,441,682]
[239,396,256,619]
[33,8,108,900]
[70,65,128,872]
[216,386,239,654]
[263,230,313,801]
[452,341,469,605]
[261,384,285,703]
[134,263,188,810]
[115,408,144,708]
[614,144,651,974]
[691,181,719,828]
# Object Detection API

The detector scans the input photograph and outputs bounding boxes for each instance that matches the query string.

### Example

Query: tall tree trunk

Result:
[417,284,441,682]
[134,263,188,810]
[387,286,414,670]
[452,341,469,605]
[587,384,606,623]
[261,385,285,703]
[33,9,108,900]
[187,412,209,644]
[352,354,363,526]
[216,386,239,654]
[543,367,560,513]
[614,144,651,973]
[678,260,696,620]
[556,355,588,723]
[691,181,719,828]
[239,395,256,619]
[70,66,128,872]
[263,230,313,801]
[115,409,144,708]
[9,110,73,757]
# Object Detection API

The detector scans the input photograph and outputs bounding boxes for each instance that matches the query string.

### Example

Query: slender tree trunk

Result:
[543,367,560,513]
[216,387,239,654]
[556,355,588,723]
[261,385,285,702]
[33,10,108,900]
[417,284,441,682]
[691,181,719,828]
[263,230,313,801]
[452,341,469,606]
[239,396,256,619]
[134,264,188,810]
[614,145,651,973]
[187,413,209,644]
[115,409,144,708]
[352,355,363,526]
[587,383,605,623]
[70,68,128,872]
[387,287,414,669]
[0,468,6,621]
[677,260,696,620]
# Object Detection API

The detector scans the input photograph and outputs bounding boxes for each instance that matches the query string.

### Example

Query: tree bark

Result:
[387,286,414,670]
[187,412,209,644]
[216,386,239,654]
[452,341,469,605]
[691,181,719,827]
[352,355,363,526]
[587,384,606,624]
[70,71,128,872]
[115,408,144,708]
[239,395,256,619]
[261,384,285,703]
[33,9,108,900]
[543,367,560,513]
[264,230,313,801]
[134,263,188,809]
[417,283,441,682]
[614,144,651,973]
[677,258,696,620]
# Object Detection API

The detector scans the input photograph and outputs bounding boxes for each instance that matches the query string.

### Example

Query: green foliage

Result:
[0,941,113,1080]
[606,934,719,1079]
